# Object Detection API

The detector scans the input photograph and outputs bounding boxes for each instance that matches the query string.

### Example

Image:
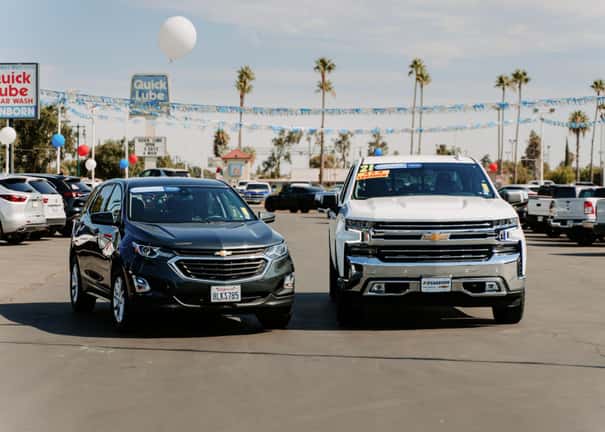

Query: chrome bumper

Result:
[549,219,593,229]
[342,254,525,296]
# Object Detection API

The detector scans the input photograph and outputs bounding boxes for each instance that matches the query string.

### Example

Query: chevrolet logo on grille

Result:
[422,232,450,241]
[214,250,233,257]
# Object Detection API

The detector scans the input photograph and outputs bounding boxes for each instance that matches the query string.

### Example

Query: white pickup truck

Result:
[595,199,605,239]
[550,187,605,245]
[325,155,526,326]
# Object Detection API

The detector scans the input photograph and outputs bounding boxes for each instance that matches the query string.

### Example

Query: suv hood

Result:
[348,196,516,221]
[128,220,282,250]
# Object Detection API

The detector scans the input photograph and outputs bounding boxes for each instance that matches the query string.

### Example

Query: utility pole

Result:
[533,107,555,185]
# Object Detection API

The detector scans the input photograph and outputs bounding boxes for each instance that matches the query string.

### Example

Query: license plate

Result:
[32,201,39,208]
[421,277,452,293]
[537,216,543,222]
[210,285,241,303]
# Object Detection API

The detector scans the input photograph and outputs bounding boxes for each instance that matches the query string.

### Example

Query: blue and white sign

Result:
[130,74,170,117]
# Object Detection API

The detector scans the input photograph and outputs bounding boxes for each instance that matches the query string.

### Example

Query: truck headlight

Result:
[132,241,172,259]
[345,219,374,231]
[265,242,288,259]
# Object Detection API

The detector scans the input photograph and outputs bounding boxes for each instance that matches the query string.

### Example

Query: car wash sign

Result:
[0,63,39,119]
[130,74,170,117]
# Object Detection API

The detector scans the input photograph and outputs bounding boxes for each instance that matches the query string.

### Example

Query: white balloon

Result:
[158,16,197,61]
[0,126,17,145]
[85,158,97,171]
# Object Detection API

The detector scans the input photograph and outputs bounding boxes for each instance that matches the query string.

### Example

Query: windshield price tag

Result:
[356,170,389,181]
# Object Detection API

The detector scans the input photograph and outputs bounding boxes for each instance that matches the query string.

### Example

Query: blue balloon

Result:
[51,133,65,148]
[374,148,383,156]
[119,159,129,169]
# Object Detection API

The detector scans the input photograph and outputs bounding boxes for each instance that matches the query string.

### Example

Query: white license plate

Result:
[210,285,241,303]
[537,216,543,222]
[421,278,452,293]
[32,201,39,208]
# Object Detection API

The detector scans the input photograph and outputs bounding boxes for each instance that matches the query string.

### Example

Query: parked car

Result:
[236,180,249,194]
[0,177,46,244]
[139,168,190,177]
[23,177,67,237]
[315,186,343,214]
[265,184,323,213]
[22,174,91,236]
[526,184,572,236]
[551,187,605,245]
[243,182,271,204]
[69,177,295,331]
[326,155,526,326]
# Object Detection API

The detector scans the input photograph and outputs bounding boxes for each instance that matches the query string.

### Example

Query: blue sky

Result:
[3,0,605,170]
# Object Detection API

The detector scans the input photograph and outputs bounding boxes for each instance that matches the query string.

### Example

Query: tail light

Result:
[63,191,82,198]
[584,201,595,215]
[0,194,27,203]
[43,197,49,204]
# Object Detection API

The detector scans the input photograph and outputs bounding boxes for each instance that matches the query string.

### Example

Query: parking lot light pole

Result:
[533,107,556,185]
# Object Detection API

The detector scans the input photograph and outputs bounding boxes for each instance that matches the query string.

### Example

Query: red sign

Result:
[0,63,39,119]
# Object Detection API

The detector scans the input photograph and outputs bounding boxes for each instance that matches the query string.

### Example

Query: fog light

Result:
[369,283,386,295]
[278,273,295,295]
[132,275,151,293]
[485,281,499,292]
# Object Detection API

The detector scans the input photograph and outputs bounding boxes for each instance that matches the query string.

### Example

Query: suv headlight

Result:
[345,219,374,231]
[132,241,172,259]
[265,242,288,259]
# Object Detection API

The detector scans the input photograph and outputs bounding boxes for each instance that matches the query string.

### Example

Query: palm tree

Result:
[588,80,605,182]
[568,110,590,182]
[494,74,512,174]
[314,57,336,184]
[213,128,230,157]
[416,69,431,154]
[333,132,352,168]
[408,58,425,154]
[367,132,389,156]
[235,65,255,150]
[511,69,530,183]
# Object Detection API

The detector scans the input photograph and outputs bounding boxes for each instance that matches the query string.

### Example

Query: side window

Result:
[106,185,123,215]
[89,185,115,214]
[340,165,356,203]
[140,170,150,177]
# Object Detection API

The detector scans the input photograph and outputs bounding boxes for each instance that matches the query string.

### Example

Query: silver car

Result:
[0,177,47,244]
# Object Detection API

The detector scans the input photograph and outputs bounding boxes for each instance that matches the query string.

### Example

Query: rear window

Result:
[594,188,605,198]
[246,184,270,191]
[165,170,190,177]
[0,179,35,193]
[553,187,576,198]
[579,189,596,198]
[29,180,58,195]
[65,179,91,193]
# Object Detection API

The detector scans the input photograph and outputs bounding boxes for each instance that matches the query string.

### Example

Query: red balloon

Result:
[77,145,90,157]
[128,154,138,165]
[488,162,498,173]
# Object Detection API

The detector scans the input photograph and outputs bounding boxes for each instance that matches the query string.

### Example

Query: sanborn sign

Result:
[0,63,39,119]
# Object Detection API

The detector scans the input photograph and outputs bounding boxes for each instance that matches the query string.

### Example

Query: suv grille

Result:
[174,258,267,281]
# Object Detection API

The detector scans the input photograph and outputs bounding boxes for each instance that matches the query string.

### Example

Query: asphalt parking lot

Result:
[0,211,604,431]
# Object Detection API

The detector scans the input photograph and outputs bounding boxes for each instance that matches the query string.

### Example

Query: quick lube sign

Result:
[130,74,170,117]
[0,63,39,119]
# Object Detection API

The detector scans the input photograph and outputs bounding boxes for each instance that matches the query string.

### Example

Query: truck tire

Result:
[545,227,560,238]
[265,202,275,212]
[492,295,524,324]
[337,293,361,327]
[329,255,338,302]
[577,230,596,246]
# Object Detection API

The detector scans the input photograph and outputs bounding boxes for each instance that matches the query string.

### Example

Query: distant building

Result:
[221,149,253,184]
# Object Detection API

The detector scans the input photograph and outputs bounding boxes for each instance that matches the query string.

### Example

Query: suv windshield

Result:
[246,184,270,191]
[129,186,255,223]
[353,162,495,199]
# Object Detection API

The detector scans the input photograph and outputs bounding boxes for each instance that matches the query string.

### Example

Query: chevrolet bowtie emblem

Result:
[422,232,450,241]
[214,250,233,257]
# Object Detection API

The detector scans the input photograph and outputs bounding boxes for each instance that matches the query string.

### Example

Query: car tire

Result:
[29,232,43,240]
[256,308,292,329]
[70,261,96,313]
[111,269,134,331]
[6,233,27,245]
[289,208,298,213]
[61,223,73,237]
[329,255,338,302]
[577,230,596,246]
[492,295,524,324]
[337,292,361,327]
[301,207,310,213]
[265,202,275,212]
[545,228,560,238]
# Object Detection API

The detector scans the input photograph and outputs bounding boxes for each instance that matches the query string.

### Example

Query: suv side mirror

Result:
[258,211,276,224]
[91,211,119,226]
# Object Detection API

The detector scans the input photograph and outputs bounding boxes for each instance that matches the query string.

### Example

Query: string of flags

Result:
[41,89,605,117]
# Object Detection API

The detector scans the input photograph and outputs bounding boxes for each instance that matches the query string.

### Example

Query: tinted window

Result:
[579,189,596,198]
[353,163,495,199]
[165,170,190,177]
[65,179,91,193]
[129,186,255,223]
[106,185,123,214]
[340,165,356,203]
[0,179,36,193]
[29,180,58,195]
[246,184,270,191]
[553,187,576,198]
[90,185,115,214]
[595,188,605,198]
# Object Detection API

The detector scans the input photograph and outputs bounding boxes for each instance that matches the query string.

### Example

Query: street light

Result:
[533,107,556,185]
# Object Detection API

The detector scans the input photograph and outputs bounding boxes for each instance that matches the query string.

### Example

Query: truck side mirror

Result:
[323,194,340,213]
[501,190,526,205]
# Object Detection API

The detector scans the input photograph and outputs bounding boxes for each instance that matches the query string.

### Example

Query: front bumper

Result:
[125,254,295,313]
[244,195,267,204]
[340,254,525,306]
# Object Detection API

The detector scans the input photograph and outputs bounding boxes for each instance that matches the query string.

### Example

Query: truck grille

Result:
[174,258,267,281]
[378,245,492,262]
[373,221,494,231]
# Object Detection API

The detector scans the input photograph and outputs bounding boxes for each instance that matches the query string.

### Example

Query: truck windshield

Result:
[129,186,255,223]
[246,184,270,191]
[353,162,495,199]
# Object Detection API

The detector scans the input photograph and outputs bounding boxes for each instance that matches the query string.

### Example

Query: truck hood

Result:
[348,196,517,221]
